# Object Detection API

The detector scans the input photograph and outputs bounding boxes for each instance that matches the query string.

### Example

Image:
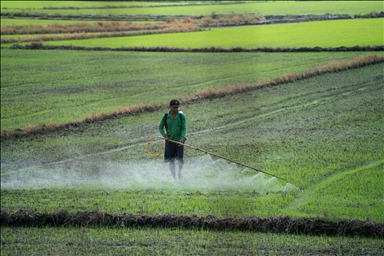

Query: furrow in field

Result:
[193,84,375,135]
[285,159,384,213]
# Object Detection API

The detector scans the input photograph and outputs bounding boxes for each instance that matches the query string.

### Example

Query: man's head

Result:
[169,99,180,113]
[170,99,180,108]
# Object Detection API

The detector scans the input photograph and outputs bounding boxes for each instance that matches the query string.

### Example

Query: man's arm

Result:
[180,113,187,140]
[158,115,167,137]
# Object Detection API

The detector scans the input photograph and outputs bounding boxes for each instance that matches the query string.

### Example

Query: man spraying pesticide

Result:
[153,99,290,183]
[158,99,187,180]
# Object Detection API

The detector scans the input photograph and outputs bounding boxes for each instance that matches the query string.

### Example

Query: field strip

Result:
[40,83,375,167]
[1,1,382,16]
[286,159,384,212]
[4,19,381,48]
[1,54,383,138]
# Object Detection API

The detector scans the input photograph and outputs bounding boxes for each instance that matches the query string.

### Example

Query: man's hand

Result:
[164,136,170,141]
[180,137,186,144]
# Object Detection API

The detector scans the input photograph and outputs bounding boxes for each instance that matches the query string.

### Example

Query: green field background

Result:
[1,1,383,254]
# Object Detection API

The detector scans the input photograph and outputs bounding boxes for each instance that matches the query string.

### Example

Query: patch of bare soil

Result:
[1,210,382,238]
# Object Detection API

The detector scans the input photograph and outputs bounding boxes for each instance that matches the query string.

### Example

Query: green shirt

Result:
[158,111,187,141]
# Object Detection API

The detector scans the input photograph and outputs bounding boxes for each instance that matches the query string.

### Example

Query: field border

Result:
[7,43,384,52]
[1,210,383,238]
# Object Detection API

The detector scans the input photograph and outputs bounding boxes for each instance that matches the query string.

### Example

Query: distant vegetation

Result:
[4,18,380,49]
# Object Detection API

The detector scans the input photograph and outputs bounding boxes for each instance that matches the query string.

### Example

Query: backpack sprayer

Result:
[146,136,289,182]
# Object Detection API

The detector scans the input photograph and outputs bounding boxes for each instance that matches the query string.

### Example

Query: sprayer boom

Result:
[168,139,288,182]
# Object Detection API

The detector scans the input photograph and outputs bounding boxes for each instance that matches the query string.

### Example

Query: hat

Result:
[170,99,180,107]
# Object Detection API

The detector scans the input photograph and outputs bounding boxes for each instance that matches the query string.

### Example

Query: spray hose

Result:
[146,136,289,182]
[145,136,164,157]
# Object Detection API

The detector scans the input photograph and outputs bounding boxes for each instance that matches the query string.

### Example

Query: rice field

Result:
[1,1,383,255]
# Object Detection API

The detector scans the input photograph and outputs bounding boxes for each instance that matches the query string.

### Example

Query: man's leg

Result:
[177,145,184,179]
[177,158,184,179]
[169,159,176,180]
[165,141,177,180]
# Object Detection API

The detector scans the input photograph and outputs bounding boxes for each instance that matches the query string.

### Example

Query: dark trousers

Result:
[164,141,184,179]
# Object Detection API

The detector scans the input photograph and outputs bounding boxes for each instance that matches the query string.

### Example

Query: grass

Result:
[3,50,379,131]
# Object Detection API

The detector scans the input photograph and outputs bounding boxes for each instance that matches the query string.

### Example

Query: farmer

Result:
[158,99,187,180]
